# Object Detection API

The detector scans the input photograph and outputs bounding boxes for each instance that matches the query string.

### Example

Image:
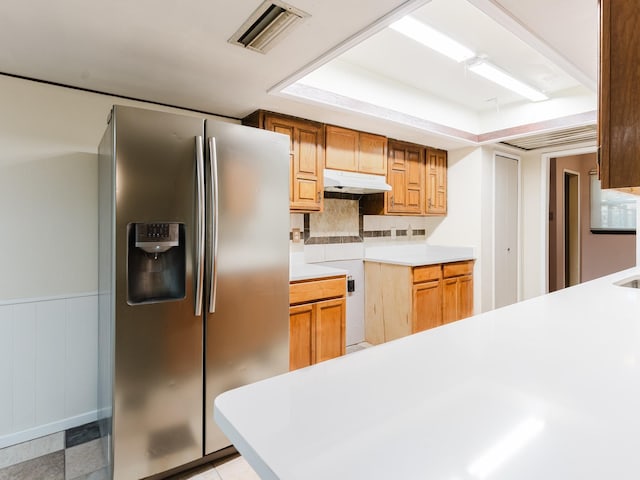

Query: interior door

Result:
[564,171,580,287]
[494,155,519,308]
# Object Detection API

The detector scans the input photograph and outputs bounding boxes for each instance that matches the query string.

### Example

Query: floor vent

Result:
[229,1,309,54]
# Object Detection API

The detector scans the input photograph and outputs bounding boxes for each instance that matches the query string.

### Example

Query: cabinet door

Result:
[325,125,358,172]
[387,141,424,214]
[442,276,459,324]
[457,274,474,320]
[289,304,314,371]
[315,298,345,363]
[265,118,295,205]
[599,0,640,189]
[294,124,324,211]
[426,148,447,215]
[359,132,387,175]
[412,280,442,333]
[265,115,324,212]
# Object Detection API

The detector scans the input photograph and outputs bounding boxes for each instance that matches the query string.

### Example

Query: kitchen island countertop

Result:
[216,267,640,480]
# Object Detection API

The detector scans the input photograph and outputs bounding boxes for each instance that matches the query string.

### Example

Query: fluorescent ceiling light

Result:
[468,60,549,102]
[390,16,475,63]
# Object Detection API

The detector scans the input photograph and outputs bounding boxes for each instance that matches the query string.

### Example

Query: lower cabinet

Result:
[289,276,346,371]
[365,260,474,345]
[442,263,474,324]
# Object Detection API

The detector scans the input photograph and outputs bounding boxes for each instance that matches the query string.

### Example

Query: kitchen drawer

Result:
[443,261,474,278]
[412,265,442,283]
[289,276,346,305]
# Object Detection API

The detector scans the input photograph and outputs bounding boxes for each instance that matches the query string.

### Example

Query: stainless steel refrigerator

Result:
[98,105,290,479]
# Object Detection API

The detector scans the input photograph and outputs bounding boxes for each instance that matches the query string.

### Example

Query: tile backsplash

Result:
[310,199,359,238]
[289,197,428,253]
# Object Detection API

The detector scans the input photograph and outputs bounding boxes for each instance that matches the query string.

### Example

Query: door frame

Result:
[562,168,581,288]
[539,146,596,294]
[492,151,521,309]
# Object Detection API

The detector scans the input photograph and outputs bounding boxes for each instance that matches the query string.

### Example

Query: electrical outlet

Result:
[292,228,301,243]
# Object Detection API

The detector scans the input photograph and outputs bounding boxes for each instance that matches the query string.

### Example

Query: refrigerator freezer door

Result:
[111,106,205,479]
[204,121,290,454]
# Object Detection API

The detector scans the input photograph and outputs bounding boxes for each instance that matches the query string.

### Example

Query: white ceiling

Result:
[0,0,599,149]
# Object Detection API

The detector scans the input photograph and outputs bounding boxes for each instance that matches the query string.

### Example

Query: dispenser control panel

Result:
[135,223,180,254]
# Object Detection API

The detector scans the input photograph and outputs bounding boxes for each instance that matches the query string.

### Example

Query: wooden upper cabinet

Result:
[325,125,358,171]
[386,140,424,214]
[325,125,387,175]
[243,110,324,212]
[426,148,447,215]
[358,132,387,175]
[599,0,640,190]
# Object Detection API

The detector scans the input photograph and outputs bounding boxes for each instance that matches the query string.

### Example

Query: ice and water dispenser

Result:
[127,222,186,304]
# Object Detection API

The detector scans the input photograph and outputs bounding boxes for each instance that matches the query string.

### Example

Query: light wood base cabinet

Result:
[442,261,474,323]
[289,276,346,371]
[365,260,474,345]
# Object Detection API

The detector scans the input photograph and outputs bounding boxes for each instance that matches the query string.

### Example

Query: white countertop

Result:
[215,267,640,480]
[364,243,475,266]
[289,262,348,282]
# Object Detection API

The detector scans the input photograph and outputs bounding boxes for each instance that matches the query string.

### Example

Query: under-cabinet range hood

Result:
[323,169,392,194]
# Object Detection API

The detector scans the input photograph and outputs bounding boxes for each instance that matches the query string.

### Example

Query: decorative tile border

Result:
[363,229,426,238]
[289,194,429,245]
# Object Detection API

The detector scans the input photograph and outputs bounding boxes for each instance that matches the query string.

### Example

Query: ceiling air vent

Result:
[229,1,309,54]
[499,125,597,151]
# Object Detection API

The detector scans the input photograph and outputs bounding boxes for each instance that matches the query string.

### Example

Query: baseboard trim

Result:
[0,410,98,449]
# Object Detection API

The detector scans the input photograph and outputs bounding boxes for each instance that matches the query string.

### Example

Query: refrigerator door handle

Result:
[195,135,205,316]
[208,137,219,313]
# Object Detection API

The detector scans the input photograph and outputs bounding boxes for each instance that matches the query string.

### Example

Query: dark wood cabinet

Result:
[598,0,640,191]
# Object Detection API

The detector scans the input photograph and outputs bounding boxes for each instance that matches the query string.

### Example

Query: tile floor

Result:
[169,455,259,480]
[0,422,106,480]
[0,342,373,479]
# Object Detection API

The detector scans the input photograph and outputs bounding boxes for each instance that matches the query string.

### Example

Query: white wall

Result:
[0,295,97,448]
[520,149,546,299]
[425,146,491,313]
[519,142,599,299]
[0,75,231,447]
[0,74,230,300]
